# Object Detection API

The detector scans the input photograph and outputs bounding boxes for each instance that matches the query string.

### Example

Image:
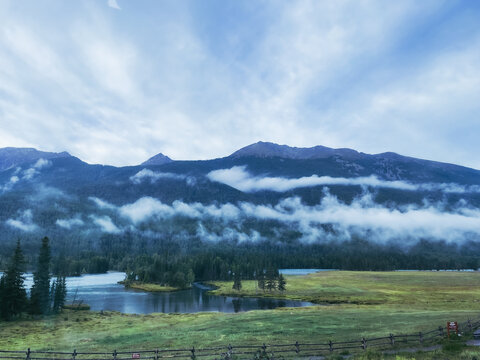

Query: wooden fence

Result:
[1,317,479,359]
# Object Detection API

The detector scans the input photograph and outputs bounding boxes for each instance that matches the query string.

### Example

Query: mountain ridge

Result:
[1,142,478,174]
[141,153,173,166]
[0,147,71,172]
[228,141,364,160]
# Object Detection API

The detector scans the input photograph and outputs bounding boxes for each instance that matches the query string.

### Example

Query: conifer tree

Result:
[30,237,52,315]
[0,240,27,320]
[232,271,242,291]
[52,276,67,313]
[277,273,287,292]
[0,277,5,319]
[257,271,266,292]
[265,268,276,292]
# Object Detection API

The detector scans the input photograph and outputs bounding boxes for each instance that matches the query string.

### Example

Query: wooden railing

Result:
[1,317,478,359]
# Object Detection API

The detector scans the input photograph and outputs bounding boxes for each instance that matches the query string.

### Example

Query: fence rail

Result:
[2,316,479,359]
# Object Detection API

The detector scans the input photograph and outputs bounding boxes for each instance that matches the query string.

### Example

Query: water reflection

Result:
[39,272,313,314]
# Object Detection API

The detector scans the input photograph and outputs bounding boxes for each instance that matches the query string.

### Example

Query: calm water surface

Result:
[18,272,314,314]
[279,269,336,275]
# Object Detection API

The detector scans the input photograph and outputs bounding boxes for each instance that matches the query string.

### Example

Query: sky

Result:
[0,0,479,168]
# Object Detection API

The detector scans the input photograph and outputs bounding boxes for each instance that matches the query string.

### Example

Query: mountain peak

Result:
[229,141,361,160]
[0,147,72,172]
[141,153,173,166]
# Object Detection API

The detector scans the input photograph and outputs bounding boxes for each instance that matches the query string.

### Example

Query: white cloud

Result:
[33,158,51,169]
[0,1,479,169]
[28,184,68,202]
[90,215,121,233]
[129,169,185,184]
[56,217,84,229]
[1,160,53,193]
[0,175,19,193]
[89,196,116,210]
[88,192,480,243]
[22,168,37,180]
[119,196,174,223]
[196,223,262,243]
[107,0,121,10]
[6,209,39,232]
[207,166,480,193]
[21,158,51,180]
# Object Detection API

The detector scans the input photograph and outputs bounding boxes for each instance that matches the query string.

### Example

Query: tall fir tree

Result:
[30,237,52,315]
[52,276,67,313]
[265,268,277,292]
[277,273,287,292]
[232,271,242,291]
[0,240,27,320]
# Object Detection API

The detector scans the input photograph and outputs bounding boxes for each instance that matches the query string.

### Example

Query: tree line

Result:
[117,238,480,288]
[232,268,287,292]
[0,237,67,321]
[3,233,480,278]
[2,235,480,291]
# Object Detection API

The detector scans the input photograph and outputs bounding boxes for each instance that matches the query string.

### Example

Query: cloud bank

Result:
[88,192,480,243]
[207,166,480,193]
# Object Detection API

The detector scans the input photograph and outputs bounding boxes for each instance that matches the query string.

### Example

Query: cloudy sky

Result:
[0,0,479,168]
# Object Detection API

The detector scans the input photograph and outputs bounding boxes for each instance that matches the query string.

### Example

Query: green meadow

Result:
[1,271,479,357]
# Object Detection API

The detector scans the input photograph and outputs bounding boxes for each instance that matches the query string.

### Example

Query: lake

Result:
[15,272,314,314]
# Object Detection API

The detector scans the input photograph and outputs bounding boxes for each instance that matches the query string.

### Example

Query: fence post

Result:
[26,348,31,360]
[419,332,423,344]
[113,349,117,360]
[72,349,77,360]
[294,341,299,354]
[191,346,195,360]
[154,349,159,360]
[362,338,367,350]
[389,333,395,346]
[329,340,333,352]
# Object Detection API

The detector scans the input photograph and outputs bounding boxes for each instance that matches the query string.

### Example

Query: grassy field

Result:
[1,271,480,357]
[210,270,480,309]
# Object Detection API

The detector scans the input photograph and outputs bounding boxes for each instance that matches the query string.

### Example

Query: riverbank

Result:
[120,281,180,292]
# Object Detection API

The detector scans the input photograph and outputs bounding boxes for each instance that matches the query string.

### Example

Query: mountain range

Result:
[1,141,479,258]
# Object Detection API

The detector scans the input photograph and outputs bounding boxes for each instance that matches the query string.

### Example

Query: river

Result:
[13,271,315,314]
